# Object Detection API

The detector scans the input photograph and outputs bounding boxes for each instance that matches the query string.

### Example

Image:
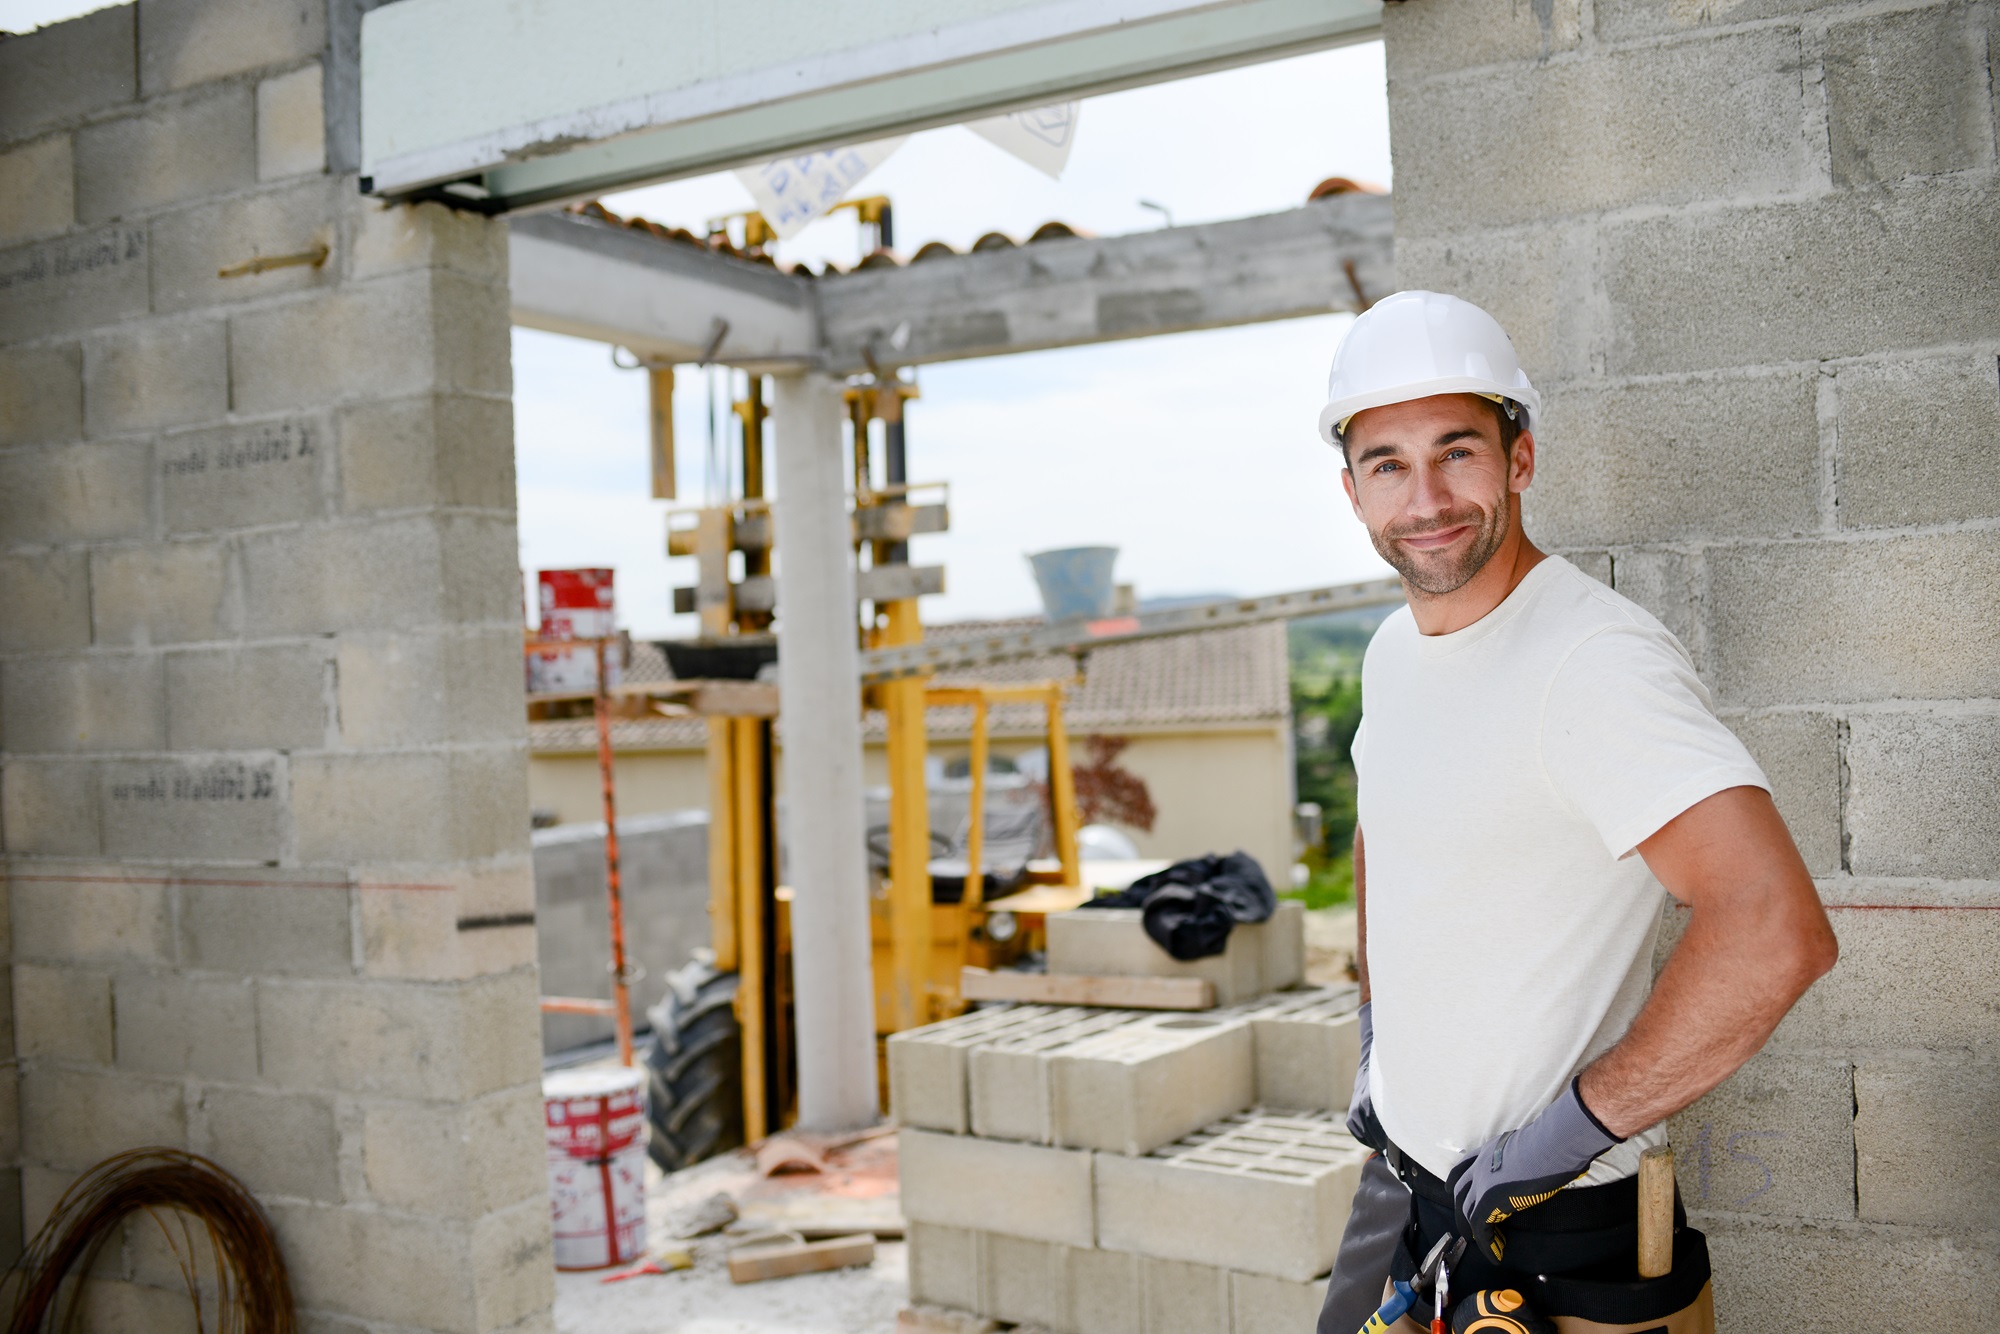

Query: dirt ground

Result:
[1304,905,1358,985]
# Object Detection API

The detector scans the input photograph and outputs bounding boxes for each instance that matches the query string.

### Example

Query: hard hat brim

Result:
[1318,375,1542,448]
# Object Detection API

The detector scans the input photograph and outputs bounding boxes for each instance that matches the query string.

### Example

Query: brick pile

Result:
[893,901,1368,1334]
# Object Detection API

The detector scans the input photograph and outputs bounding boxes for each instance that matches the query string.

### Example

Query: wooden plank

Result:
[960,967,1213,1010]
[727,1233,876,1284]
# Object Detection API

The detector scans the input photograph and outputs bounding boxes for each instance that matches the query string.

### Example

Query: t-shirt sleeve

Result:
[1540,626,1770,860]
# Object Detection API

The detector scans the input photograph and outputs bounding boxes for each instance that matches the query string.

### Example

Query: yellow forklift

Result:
[641,368,1087,1169]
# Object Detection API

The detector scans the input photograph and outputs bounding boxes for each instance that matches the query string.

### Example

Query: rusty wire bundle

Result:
[4,1148,295,1334]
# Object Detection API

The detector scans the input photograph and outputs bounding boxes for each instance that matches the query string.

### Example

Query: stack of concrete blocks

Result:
[894,901,1368,1333]
[532,811,709,1054]
[1381,0,2000,1324]
[0,3,554,1331]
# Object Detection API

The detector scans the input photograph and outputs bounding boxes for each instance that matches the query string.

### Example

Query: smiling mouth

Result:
[1396,525,1470,551]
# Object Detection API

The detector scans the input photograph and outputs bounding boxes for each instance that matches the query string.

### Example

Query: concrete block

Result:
[1845,711,2000,879]
[14,964,113,1064]
[1532,371,1820,548]
[230,270,512,415]
[72,1280,200,1334]
[1237,988,1362,1113]
[361,872,537,982]
[1392,27,1809,237]
[139,0,328,96]
[1095,1112,1364,1281]
[0,343,82,448]
[99,756,286,861]
[1394,227,1575,384]
[239,514,520,637]
[177,868,355,976]
[1854,1055,2000,1231]
[336,393,516,513]
[0,438,150,545]
[115,971,258,1079]
[1826,5,1988,186]
[74,88,255,225]
[19,1066,184,1171]
[351,197,510,285]
[258,62,326,180]
[1772,907,2000,1051]
[10,865,171,963]
[335,627,527,748]
[264,1201,477,1332]
[1139,1256,1229,1334]
[0,226,150,342]
[194,1085,340,1202]
[1381,0,1579,82]
[90,541,235,647]
[0,653,165,753]
[1837,353,2000,530]
[1697,1213,2000,1330]
[165,643,329,750]
[2,760,105,856]
[0,134,73,247]
[471,1197,557,1332]
[1063,1246,1140,1334]
[1231,1270,1329,1334]
[1720,712,1840,877]
[0,7,136,144]
[1592,0,1844,41]
[1261,899,1304,991]
[292,747,528,865]
[0,549,91,651]
[968,1008,1136,1143]
[84,317,228,437]
[899,1129,1094,1247]
[258,970,542,1100]
[150,175,340,314]
[1608,549,1699,663]
[1706,530,2000,706]
[1046,907,1261,1003]
[1050,1013,1254,1156]
[907,1222,980,1312]
[888,1003,1053,1132]
[980,1232,1067,1328]
[1667,1054,1855,1221]
[362,1086,548,1218]
[1601,183,2000,374]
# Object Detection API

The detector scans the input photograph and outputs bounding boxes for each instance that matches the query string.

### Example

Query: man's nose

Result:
[1406,462,1453,516]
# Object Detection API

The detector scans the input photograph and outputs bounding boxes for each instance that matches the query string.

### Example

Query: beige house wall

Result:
[530,722,1298,884]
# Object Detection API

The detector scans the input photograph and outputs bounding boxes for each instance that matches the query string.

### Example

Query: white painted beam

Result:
[508,212,817,368]
[363,0,1382,209]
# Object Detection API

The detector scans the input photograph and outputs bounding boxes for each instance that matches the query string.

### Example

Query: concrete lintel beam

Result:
[508,212,817,369]
[816,191,1394,372]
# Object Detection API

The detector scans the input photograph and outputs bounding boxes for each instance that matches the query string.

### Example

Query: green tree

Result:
[1285,611,1384,908]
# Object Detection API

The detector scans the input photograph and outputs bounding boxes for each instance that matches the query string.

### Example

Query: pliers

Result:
[1356,1234,1468,1334]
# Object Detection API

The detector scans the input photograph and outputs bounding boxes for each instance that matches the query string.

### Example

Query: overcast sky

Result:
[4,1,1399,639]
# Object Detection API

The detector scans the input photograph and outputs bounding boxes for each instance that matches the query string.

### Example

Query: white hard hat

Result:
[1318,290,1541,447]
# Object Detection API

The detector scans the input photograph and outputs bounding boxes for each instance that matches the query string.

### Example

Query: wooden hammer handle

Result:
[1637,1144,1676,1278]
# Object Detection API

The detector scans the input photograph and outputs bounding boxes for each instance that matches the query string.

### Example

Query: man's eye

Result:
[1374,461,1401,475]
[1444,448,1471,461]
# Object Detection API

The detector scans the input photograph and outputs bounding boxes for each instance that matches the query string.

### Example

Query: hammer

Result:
[1637,1145,1675,1279]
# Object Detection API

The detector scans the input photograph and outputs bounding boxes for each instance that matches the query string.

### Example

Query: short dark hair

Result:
[1338,395,1524,468]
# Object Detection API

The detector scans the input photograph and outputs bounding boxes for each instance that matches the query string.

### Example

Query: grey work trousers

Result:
[1315,1151,1409,1334]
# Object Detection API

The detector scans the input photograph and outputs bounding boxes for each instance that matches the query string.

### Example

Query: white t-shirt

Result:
[1354,556,1768,1183]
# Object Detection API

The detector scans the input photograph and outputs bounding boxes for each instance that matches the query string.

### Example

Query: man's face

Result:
[1338,393,1534,597]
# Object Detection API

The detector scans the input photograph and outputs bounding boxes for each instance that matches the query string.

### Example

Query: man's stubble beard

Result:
[1369,487,1511,598]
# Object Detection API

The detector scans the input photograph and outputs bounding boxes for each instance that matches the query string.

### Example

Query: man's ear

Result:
[1340,466,1363,520]
[1509,430,1536,494]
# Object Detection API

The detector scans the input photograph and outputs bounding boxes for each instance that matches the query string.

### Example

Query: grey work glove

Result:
[1447,1077,1623,1264]
[1344,1001,1388,1151]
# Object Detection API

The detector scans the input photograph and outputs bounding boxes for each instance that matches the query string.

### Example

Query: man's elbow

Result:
[1786,915,1839,996]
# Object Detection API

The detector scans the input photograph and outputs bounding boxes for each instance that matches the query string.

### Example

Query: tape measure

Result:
[1451,1289,1557,1334]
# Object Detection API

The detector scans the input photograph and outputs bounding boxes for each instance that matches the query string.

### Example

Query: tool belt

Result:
[1381,1145,1715,1334]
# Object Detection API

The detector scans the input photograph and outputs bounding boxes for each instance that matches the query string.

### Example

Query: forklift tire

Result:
[643,955,745,1174]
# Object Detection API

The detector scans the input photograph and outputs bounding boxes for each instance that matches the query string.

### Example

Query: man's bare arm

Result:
[1353,825,1368,1002]
[1577,785,1837,1138]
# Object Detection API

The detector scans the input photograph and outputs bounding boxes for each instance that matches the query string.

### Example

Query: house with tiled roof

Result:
[528,618,1298,880]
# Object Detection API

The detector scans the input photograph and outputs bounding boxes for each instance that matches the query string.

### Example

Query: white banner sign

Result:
[733,137,906,240]
[966,102,1079,179]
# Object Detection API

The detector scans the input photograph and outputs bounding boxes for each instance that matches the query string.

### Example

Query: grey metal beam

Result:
[508,212,817,369]
[815,191,1394,372]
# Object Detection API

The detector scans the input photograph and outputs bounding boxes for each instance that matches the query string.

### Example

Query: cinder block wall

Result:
[0,2,554,1330]
[1380,0,1998,1324]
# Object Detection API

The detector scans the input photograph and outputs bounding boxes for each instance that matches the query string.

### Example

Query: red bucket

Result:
[544,1066,648,1270]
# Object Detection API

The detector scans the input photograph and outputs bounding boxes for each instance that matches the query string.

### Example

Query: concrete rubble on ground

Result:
[891,901,1364,1334]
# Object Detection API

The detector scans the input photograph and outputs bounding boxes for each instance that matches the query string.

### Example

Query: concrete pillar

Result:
[769,371,879,1130]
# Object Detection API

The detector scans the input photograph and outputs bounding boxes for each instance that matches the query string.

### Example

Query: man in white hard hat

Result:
[1313,291,1837,1333]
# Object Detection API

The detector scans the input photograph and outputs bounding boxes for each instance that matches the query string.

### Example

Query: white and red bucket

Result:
[543,1066,648,1270]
